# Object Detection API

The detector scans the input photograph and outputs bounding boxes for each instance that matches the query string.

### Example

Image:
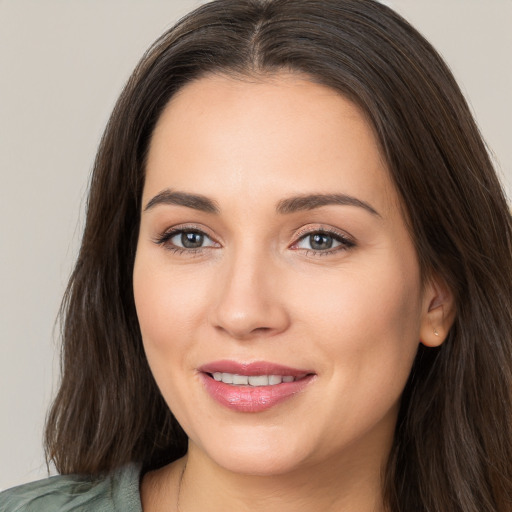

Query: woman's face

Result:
[134,73,436,476]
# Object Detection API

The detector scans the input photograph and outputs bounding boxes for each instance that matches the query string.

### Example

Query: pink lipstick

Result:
[198,360,316,413]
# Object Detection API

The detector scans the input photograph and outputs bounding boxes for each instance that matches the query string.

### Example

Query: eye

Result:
[173,231,209,249]
[298,233,338,251]
[292,229,355,254]
[155,227,219,252]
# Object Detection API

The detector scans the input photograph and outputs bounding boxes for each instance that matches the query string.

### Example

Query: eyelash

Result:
[153,225,218,256]
[290,226,356,256]
[153,225,356,257]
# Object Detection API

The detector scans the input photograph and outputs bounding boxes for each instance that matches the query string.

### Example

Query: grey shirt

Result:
[0,463,142,512]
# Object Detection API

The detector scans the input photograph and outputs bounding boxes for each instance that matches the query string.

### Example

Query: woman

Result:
[2,0,511,511]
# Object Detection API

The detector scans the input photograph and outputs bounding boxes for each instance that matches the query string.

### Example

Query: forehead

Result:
[144,73,397,217]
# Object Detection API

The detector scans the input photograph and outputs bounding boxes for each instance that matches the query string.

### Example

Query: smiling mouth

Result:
[199,362,316,412]
[207,372,310,387]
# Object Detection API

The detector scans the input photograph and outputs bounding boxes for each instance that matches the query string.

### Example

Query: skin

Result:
[134,73,453,511]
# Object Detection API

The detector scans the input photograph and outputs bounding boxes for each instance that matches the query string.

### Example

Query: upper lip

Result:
[198,360,314,377]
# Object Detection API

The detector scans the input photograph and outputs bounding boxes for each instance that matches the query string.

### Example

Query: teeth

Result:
[248,375,268,386]
[211,372,303,386]
[233,374,249,385]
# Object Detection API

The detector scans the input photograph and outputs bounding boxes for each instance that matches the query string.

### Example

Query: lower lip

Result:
[200,373,315,412]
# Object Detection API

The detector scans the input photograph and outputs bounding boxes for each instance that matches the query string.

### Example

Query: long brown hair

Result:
[45,1,512,510]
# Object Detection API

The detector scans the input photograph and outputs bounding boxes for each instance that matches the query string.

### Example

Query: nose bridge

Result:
[211,240,289,339]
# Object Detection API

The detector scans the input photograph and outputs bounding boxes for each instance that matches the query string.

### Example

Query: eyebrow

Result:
[144,189,220,214]
[276,193,380,217]
[144,189,380,217]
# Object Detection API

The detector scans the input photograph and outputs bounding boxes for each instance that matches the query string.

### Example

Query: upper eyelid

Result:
[154,224,355,247]
[289,226,356,253]
[153,224,219,247]
[293,225,354,242]
[161,223,217,238]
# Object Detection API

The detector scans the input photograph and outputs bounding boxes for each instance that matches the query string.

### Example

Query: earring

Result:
[433,328,440,337]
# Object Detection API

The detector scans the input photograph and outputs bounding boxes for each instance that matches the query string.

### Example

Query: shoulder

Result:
[0,463,142,512]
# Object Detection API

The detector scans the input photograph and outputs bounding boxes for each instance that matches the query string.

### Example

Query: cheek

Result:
[291,253,423,391]
[132,253,210,364]
[295,258,421,339]
[297,259,422,441]
[133,254,213,434]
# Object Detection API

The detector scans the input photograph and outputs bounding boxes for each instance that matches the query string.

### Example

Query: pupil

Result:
[311,234,332,250]
[181,232,204,248]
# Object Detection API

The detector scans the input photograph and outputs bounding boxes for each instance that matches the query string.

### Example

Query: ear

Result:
[419,274,456,347]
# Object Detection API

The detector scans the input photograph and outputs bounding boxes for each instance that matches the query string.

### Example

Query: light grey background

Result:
[1,0,510,491]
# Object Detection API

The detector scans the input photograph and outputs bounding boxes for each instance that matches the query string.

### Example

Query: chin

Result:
[191,426,313,476]
[212,448,308,477]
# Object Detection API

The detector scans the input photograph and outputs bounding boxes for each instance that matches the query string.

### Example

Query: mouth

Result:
[208,372,308,386]
[198,361,316,412]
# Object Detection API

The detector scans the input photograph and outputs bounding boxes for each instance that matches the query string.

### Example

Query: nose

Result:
[209,247,290,340]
